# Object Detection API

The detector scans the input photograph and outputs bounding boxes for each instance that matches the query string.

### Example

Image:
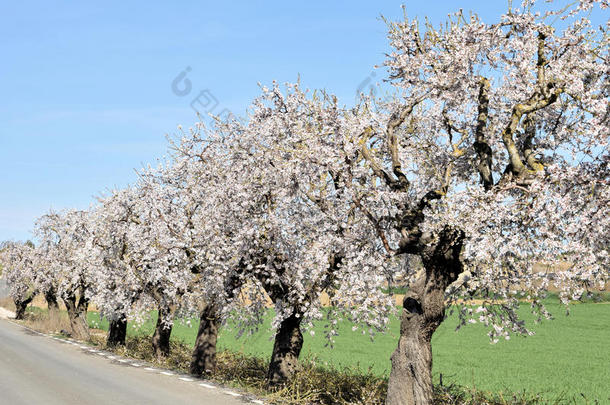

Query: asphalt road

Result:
[0,319,252,405]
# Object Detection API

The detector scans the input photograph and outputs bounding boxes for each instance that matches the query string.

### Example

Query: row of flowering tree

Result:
[1,1,608,404]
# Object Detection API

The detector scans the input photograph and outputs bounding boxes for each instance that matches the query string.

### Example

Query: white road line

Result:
[144,367,157,371]
[178,377,195,382]
[106,355,116,360]
[251,400,264,404]
[160,371,175,376]
[117,359,129,363]
[131,363,142,367]
[199,383,216,389]
[97,352,106,356]
[224,391,241,397]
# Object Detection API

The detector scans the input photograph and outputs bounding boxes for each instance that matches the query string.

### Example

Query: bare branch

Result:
[360,127,402,190]
[386,100,422,191]
[353,194,395,255]
[501,32,562,178]
[474,77,494,190]
[501,89,561,175]
[522,114,544,172]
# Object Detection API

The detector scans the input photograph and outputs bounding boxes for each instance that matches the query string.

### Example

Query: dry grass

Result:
[29,295,99,311]
[96,335,386,404]
[105,335,193,373]
[31,294,49,308]
[20,309,72,335]
[0,297,16,311]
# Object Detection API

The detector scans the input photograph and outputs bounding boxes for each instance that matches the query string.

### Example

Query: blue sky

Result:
[0,1,538,241]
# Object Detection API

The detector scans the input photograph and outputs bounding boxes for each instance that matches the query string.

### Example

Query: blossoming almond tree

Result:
[35,210,93,340]
[151,140,252,376]
[88,188,147,347]
[117,181,194,358]
[0,241,37,319]
[2,2,605,402]
[166,120,285,377]
[177,84,394,384]
[89,182,195,354]
[230,87,352,384]
[1,241,60,320]
[31,246,61,319]
[336,1,609,403]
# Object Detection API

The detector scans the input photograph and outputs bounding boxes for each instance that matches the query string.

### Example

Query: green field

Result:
[87,300,610,403]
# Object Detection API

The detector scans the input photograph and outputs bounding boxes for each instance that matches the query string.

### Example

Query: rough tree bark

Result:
[64,291,91,340]
[45,288,60,320]
[267,312,304,386]
[255,253,341,386]
[107,316,127,347]
[189,303,219,376]
[386,227,465,405]
[152,305,173,358]
[14,295,34,320]
[248,256,306,386]
[188,268,242,377]
[249,251,341,386]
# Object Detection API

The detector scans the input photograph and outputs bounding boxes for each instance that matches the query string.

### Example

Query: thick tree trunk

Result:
[45,288,60,320]
[267,312,304,386]
[190,303,219,376]
[152,305,173,358]
[64,292,90,341]
[386,282,439,405]
[386,227,464,405]
[14,296,34,320]
[107,316,127,347]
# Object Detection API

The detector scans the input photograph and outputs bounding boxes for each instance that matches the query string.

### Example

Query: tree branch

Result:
[353,194,394,254]
[396,189,445,255]
[360,127,402,190]
[474,77,494,190]
[386,101,422,192]
[500,32,562,178]
[522,114,544,172]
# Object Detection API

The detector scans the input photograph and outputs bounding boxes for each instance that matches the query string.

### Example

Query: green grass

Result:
[86,300,610,404]
[431,302,610,403]
[381,285,408,295]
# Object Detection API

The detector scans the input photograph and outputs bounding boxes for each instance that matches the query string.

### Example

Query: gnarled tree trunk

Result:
[64,292,90,340]
[190,303,219,376]
[107,316,127,347]
[152,305,173,358]
[45,288,60,320]
[386,227,464,405]
[267,312,304,386]
[14,295,34,320]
